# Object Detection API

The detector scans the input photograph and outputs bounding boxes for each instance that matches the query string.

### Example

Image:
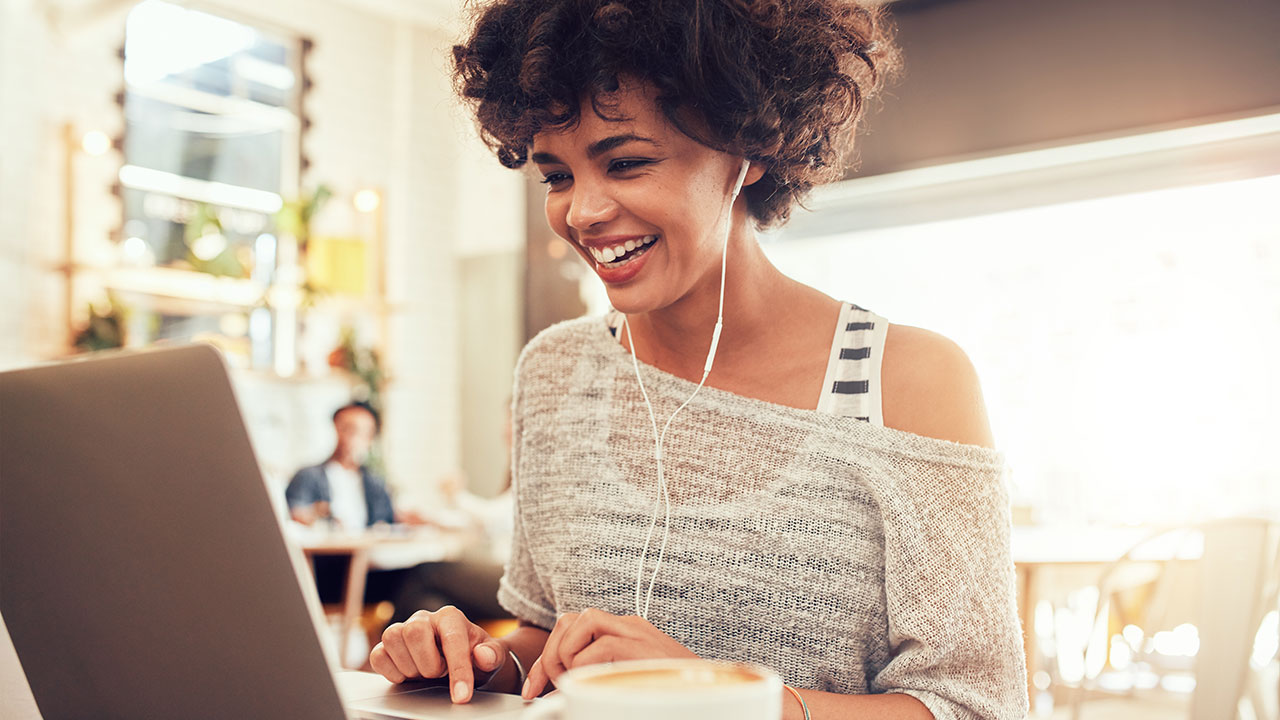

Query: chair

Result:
[1065,518,1279,720]
[1240,538,1280,720]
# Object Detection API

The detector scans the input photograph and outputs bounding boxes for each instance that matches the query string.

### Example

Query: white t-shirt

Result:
[324,461,368,531]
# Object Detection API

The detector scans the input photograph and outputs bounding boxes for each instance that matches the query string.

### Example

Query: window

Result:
[116,0,306,364]
[765,116,1280,525]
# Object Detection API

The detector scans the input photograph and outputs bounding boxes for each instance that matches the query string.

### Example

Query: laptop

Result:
[0,344,530,719]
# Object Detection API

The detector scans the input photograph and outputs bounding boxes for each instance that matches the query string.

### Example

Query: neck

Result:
[330,454,361,472]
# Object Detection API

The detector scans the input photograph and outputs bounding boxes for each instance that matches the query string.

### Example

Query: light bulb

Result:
[353,188,381,213]
[81,130,111,156]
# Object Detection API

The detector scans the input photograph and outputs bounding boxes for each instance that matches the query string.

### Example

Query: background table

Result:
[1011,522,1272,720]
[296,526,474,664]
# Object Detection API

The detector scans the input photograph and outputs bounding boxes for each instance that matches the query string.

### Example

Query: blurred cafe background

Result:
[1,0,1278,718]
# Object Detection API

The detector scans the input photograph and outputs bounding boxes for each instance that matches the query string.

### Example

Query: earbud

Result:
[731,158,751,199]
[628,158,751,620]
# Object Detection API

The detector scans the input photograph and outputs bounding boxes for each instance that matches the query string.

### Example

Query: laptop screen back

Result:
[0,344,347,720]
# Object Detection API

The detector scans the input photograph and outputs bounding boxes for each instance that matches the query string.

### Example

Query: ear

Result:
[743,162,767,187]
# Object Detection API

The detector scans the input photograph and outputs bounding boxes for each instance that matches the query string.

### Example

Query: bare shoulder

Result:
[881,323,995,448]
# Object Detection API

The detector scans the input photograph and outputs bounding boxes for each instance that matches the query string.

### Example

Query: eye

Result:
[608,158,654,174]
[540,171,571,187]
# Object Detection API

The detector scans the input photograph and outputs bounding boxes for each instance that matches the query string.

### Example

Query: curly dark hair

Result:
[452,0,899,227]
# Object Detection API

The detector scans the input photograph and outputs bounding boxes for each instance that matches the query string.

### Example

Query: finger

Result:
[556,608,621,671]
[522,656,548,700]
[380,623,422,680]
[434,607,477,703]
[538,613,578,687]
[466,625,503,687]
[369,642,406,683]
[401,617,446,679]
[567,635,624,669]
[471,638,505,673]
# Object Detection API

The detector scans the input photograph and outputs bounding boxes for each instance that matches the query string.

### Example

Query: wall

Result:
[453,111,525,499]
[853,0,1280,176]
[0,0,123,366]
[457,251,521,496]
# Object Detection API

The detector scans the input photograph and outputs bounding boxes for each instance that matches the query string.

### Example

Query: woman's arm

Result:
[519,608,936,717]
[874,324,1027,719]
[785,688,933,720]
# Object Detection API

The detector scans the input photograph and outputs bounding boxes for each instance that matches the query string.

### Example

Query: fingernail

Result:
[475,645,497,667]
[453,680,468,703]
[521,678,531,699]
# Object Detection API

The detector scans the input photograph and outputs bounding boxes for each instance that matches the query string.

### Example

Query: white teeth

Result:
[587,236,660,266]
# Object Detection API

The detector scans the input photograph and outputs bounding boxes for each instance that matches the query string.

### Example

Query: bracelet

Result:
[505,648,527,693]
[783,684,811,720]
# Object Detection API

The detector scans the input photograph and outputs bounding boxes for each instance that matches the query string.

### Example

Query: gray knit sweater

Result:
[498,316,1028,720]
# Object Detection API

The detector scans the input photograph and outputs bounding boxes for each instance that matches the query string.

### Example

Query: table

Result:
[296,526,474,665]
[1012,526,1164,702]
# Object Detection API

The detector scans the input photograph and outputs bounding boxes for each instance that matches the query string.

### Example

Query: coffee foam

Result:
[577,665,762,691]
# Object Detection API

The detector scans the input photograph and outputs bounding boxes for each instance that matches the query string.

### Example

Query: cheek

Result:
[657,173,725,243]
[544,195,572,242]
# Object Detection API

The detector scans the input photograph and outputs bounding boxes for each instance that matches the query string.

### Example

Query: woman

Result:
[370,2,1027,718]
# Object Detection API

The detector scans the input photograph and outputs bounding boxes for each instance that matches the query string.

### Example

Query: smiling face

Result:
[531,82,751,315]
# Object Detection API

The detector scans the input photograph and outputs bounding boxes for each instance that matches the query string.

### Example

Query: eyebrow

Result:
[530,134,661,165]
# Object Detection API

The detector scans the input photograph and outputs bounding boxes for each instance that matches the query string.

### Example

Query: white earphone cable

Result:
[630,159,750,620]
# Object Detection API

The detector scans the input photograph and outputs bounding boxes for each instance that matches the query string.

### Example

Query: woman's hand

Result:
[369,606,507,704]
[522,608,698,699]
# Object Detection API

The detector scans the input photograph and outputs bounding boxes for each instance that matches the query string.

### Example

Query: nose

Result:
[565,177,618,231]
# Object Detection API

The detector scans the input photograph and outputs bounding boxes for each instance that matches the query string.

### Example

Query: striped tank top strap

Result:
[815,303,888,424]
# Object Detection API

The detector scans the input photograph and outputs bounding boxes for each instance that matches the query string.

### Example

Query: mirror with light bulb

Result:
[120,1,305,267]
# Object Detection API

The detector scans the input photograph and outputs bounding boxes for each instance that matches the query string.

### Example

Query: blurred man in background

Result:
[285,400,507,625]
[285,400,411,529]
[286,401,430,623]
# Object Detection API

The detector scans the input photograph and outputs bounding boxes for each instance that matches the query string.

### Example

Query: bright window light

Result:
[124,1,255,86]
[1253,610,1279,669]
[766,173,1280,525]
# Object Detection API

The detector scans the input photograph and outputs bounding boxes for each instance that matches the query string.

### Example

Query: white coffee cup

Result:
[523,658,782,720]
